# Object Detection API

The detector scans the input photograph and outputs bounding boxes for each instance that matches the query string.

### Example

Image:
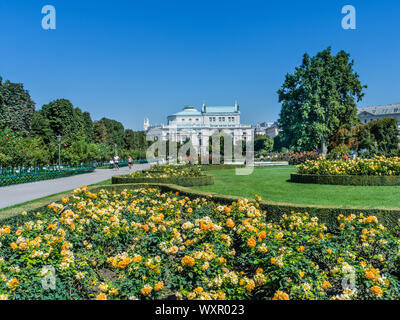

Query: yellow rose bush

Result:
[130,164,204,178]
[297,156,400,176]
[1,186,400,300]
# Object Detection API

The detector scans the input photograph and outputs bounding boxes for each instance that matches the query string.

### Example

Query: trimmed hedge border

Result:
[3,182,400,230]
[111,174,214,187]
[0,167,95,187]
[199,164,245,171]
[291,172,400,186]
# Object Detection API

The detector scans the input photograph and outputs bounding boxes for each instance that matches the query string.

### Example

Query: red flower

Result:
[6,138,10,141]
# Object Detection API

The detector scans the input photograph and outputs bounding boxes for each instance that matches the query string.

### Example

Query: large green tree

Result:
[41,99,76,141]
[277,47,366,152]
[0,77,35,133]
[93,117,125,150]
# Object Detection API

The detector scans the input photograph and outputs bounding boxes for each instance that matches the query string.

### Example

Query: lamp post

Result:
[57,135,62,170]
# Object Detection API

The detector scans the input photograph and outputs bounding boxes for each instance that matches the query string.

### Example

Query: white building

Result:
[144,102,254,156]
[358,104,400,130]
[254,121,279,139]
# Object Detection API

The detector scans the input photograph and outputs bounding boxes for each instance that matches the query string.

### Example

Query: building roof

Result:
[204,106,238,114]
[358,104,400,116]
[172,106,202,116]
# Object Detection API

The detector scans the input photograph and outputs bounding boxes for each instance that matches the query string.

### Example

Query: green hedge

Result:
[111,174,214,187]
[291,172,400,186]
[199,164,245,171]
[0,167,95,187]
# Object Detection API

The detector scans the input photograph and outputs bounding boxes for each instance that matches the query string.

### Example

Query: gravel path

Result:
[0,164,151,209]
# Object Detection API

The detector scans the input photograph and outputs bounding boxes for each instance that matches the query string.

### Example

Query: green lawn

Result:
[193,166,400,209]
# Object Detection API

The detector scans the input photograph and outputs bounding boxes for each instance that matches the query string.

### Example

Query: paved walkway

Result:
[0,164,151,209]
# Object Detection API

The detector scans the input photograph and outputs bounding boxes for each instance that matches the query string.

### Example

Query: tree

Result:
[0,77,36,133]
[41,99,76,142]
[83,111,94,141]
[261,136,274,154]
[277,47,366,152]
[93,118,125,149]
[31,110,53,143]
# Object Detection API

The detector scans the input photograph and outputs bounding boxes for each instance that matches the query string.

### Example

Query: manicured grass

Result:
[192,166,400,209]
[89,178,112,186]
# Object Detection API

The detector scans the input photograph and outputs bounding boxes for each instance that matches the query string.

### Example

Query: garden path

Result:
[0,164,151,209]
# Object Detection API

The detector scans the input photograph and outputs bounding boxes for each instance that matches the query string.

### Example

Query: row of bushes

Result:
[112,174,214,187]
[297,156,400,176]
[290,172,400,187]
[0,166,95,187]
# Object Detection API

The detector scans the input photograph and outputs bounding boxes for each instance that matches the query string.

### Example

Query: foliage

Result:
[329,118,399,157]
[255,136,274,155]
[297,156,400,176]
[93,117,125,149]
[130,164,204,178]
[0,77,35,134]
[277,47,366,151]
[1,187,400,300]
[287,151,321,165]
[327,145,352,160]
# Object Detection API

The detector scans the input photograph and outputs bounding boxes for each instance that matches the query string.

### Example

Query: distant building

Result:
[144,102,253,156]
[358,104,400,130]
[254,122,279,139]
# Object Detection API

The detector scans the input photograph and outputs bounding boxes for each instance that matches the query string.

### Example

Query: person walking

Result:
[114,154,120,169]
[128,156,132,170]
[109,157,114,169]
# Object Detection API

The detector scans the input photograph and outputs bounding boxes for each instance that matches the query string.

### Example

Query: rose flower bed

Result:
[130,164,204,178]
[1,186,400,300]
[297,156,400,176]
[112,164,213,186]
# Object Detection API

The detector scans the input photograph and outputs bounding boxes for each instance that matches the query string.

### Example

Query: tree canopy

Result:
[0,77,35,133]
[277,47,367,152]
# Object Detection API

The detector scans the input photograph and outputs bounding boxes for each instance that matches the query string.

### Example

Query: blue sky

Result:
[0,0,399,130]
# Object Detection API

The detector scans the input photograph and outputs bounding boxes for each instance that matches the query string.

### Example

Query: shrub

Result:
[130,164,204,178]
[297,156,400,176]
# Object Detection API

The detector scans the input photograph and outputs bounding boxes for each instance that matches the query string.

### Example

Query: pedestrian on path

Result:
[109,157,114,169]
[114,155,120,169]
[128,156,132,170]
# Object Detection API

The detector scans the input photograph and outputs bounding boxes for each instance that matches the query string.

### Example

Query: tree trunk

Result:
[320,138,328,157]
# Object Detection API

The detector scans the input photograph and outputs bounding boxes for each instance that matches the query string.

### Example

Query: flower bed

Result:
[1,185,400,300]
[293,157,400,186]
[112,165,214,186]
[112,174,214,186]
[297,157,400,176]
[130,164,204,178]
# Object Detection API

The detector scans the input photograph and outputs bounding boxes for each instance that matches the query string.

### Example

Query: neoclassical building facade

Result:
[144,102,254,156]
